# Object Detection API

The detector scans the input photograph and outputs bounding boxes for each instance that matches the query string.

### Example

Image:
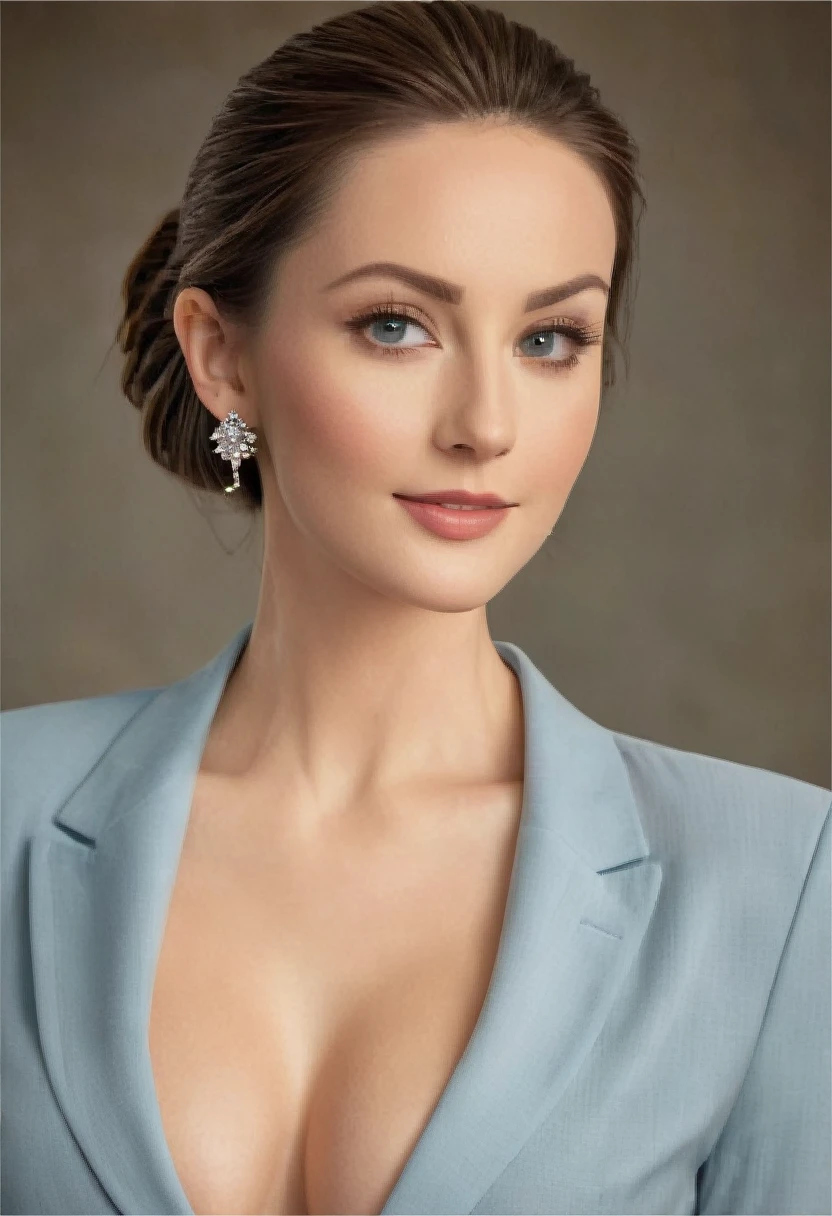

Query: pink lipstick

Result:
[393,490,515,541]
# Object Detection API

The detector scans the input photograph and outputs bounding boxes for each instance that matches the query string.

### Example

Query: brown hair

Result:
[117,0,646,512]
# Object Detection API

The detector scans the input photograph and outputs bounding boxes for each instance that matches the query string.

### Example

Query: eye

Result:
[518,327,583,373]
[345,303,434,355]
[509,318,605,374]
[344,301,603,374]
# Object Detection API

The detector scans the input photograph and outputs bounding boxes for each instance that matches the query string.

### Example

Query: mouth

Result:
[393,491,515,509]
[395,499,502,510]
[393,494,515,541]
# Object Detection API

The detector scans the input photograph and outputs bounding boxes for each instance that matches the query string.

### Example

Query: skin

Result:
[172,117,616,816]
[161,116,618,1214]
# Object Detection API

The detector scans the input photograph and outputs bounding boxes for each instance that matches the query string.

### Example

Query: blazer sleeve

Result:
[696,797,832,1216]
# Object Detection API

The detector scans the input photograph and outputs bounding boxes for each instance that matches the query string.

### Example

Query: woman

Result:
[2,3,829,1214]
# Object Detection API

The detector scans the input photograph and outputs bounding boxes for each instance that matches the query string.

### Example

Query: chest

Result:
[148,780,523,1216]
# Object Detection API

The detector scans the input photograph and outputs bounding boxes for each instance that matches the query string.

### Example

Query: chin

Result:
[335,538,523,614]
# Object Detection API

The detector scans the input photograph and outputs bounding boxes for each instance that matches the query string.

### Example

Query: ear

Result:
[172,287,256,427]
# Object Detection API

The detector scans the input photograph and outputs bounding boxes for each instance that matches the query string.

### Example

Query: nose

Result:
[438,395,516,462]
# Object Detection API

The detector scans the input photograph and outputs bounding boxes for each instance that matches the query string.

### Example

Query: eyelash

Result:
[344,299,604,374]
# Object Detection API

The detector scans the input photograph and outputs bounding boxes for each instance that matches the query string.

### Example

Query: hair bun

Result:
[117,207,182,412]
[118,207,180,337]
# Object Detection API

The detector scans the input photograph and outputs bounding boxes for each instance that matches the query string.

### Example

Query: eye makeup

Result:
[343,296,604,375]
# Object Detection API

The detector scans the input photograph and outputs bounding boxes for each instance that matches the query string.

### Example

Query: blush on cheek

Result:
[305,391,399,476]
[276,369,406,492]
[258,349,353,452]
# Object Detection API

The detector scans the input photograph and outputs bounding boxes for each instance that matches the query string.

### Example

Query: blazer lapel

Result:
[28,622,252,1216]
[379,640,663,1215]
[28,624,662,1216]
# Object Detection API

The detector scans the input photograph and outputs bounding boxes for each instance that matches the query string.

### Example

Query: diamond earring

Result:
[209,409,258,494]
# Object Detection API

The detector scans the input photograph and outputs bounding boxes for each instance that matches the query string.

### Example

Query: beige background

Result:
[2,1,829,786]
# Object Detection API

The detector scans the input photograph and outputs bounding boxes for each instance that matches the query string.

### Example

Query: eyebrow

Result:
[323,261,610,312]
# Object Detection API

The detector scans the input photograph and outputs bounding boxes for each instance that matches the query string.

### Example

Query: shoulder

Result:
[648,734,832,1211]
[611,727,830,962]
[612,727,830,865]
[1,685,162,853]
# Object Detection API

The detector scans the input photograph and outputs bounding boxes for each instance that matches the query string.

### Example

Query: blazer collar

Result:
[29,621,662,1215]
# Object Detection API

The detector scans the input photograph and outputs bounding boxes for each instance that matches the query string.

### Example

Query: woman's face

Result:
[248,119,617,612]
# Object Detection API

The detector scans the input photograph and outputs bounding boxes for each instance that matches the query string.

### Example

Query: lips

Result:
[394,490,513,508]
[420,502,496,510]
[394,495,514,541]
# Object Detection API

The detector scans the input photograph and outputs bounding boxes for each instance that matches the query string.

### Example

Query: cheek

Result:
[259,345,408,488]
[526,392,600,500]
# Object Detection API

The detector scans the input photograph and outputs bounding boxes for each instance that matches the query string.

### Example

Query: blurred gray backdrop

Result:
[2,1,829,786]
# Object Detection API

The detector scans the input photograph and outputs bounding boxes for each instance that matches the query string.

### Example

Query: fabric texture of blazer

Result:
[2,619,830,1216]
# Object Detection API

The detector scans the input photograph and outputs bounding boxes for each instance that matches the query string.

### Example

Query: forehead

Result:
[300,121,617,295]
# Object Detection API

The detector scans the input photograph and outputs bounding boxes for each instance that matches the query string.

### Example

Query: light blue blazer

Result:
[2,621,830,1216]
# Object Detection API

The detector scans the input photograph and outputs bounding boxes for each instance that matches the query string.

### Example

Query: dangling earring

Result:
[210,409,258,494]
